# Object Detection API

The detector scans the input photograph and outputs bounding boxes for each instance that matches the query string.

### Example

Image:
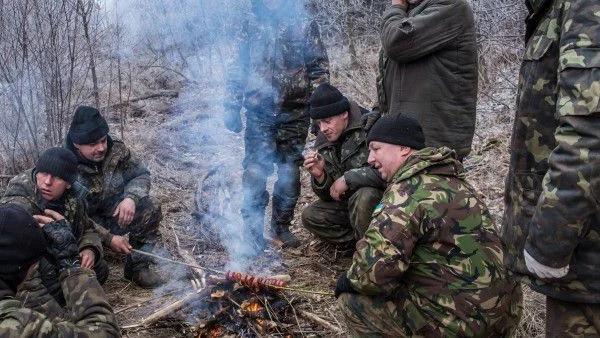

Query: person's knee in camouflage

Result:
[65,106,165,289]
[347,187,384,239]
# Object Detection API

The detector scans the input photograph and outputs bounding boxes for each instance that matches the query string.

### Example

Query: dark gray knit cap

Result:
[367,113,426,150]
[36,147,78,184]
[309,83,351,120]
[68,106,109,144]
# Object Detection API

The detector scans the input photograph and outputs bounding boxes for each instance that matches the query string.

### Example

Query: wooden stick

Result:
[131,249,222,275]
[141,288,210,326]
[114,290,177,314]
[299,310,343,334]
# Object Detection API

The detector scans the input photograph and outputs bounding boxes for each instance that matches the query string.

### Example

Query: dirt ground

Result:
[93,63,545,337]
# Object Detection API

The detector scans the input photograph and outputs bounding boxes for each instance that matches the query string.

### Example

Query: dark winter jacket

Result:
[377,0,478,159]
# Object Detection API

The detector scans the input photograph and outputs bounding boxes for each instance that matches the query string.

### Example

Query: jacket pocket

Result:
[557,47,600,116]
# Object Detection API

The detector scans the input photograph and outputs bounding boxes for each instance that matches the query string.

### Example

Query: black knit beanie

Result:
[0,204,47,292]
[367,113,426,150]
[36,147,78,184]
[68,106,109,144]
[309,83,351,120]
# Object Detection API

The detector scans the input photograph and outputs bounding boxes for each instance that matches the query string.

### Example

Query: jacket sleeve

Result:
[524,2,600,269]
[311,171,335,201]
[346,194,421,295]
[122,153,151,205]
[15,269,66,321]
[76,207,105,261]
[344,167,387,191]
[381,0,472,63]
[304,20,330,92]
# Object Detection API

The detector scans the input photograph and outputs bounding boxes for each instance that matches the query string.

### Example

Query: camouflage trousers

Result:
[241,108,310,249]
[94,196,162,266]
[339,283,522,337]
[546,297,600,337]
[302,187,383,243]
[38,257,109,307]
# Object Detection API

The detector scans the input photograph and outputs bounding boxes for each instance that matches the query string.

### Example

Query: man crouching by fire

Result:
[335,113,522,337]
[64,106,165,289]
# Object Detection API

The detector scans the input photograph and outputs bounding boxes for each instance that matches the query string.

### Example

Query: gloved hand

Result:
[334,273,357,298]
[223,105,242,133]
[41,219,80,271]
[524,249,569,279]
[361,109,381,131]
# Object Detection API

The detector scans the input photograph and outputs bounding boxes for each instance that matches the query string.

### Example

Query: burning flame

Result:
[242,302,263,313]
[209,327,223,338]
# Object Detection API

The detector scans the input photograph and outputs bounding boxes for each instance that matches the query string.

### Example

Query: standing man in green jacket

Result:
[502,0,600,335]
[374,0,478,160]
[0,204,120,337]
[65,106,164,288]
[302,84,385,244]
[336,114,521,337]
[0,147,108,306]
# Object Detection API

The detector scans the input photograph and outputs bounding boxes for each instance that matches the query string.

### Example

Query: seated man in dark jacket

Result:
[302,84,386,244]
[0,147,108,306]
[64,106,164,288]
[336,114,521,337]
[0,203,119,337]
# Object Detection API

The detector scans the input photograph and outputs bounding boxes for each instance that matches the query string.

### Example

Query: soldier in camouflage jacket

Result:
[302,84,386,243]
[502,0,600,334]
[0,148,108,307]
[223,0,329,250]
[64,106,164,288]
[0,204,119,337]
[336,114,521,337]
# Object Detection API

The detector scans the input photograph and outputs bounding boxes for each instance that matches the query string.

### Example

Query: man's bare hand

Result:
[110,235,133,254]
[33,209,66,227]
[330,176,349,201]
[392,0,408,7]
[113,198,136,227]
[79,248,95,269]
[303,151,326,183]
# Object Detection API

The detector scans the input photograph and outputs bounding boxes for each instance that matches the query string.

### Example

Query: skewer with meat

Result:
[225,270,287,291]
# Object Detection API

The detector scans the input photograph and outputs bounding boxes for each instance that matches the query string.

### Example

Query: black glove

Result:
[42,219,80,271]
[223,105,242,133]
[334,273,357,298]
[361,109,381,132]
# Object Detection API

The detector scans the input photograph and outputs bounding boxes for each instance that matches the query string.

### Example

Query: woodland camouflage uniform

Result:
[64,137,162,276]
[302,101,385,243]
[502,0,600,335]
[0,170,108,306]
[225,0,329,249]
[341,148,521,337]
[0,268,120,337]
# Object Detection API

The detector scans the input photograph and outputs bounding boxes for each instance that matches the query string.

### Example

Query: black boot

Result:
[124,244,165,289]
[271,222,300,248]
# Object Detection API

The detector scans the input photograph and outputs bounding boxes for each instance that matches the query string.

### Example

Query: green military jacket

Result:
[0,169,103,260]
[347,148,514,336]
[0,268,120,337]
[311,101,386,201]
[66,137,151,246]
[502,0,600,303]
[377,0,478,159]
[226,2,329,113]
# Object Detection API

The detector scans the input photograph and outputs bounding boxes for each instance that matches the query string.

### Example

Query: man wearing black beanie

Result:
[0,204,119,336]
[334,113,521,336]
[0,147,108,308]
[64,105,164,288]
[301,83,386,245]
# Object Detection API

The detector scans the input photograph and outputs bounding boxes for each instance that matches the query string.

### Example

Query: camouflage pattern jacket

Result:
[65,136,152,246]
[0,169,103,260]
[347,148,514,336]
[502,0,600,303]
[312,101,386,201]
[0,268,120,337]
[226,2,329,114]
[377,0,478,159]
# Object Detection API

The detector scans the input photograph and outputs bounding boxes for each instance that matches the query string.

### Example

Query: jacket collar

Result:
[391,147,463,183]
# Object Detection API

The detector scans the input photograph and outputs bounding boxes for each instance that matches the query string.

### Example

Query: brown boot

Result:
[124,259,165,289]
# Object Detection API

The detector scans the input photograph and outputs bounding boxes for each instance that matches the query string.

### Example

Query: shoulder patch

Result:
[372,203,384,217]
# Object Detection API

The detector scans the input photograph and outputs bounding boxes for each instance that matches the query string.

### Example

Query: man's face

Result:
[73,135,108,162]
[262,0,284,10]
[36,171,70,201]
[368,141,413,182]
[317,112,349,142]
